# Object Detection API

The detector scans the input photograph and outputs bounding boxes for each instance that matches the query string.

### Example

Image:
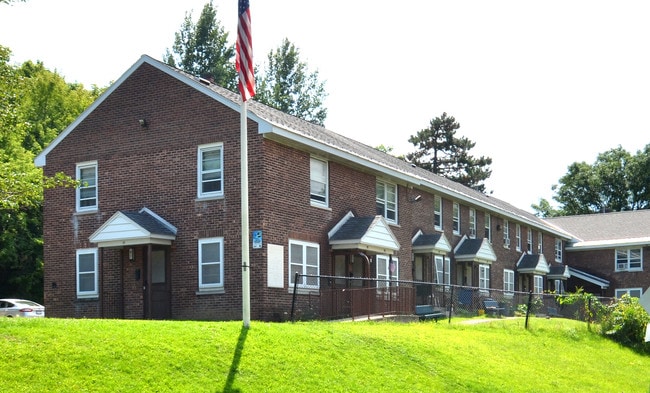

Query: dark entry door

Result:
[146,247,171,319]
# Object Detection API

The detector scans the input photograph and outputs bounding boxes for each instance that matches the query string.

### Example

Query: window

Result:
[479,264,490,290]
[484,213,491,242]
[615,248,642,271]
[76,162,97,211]
[310,157,328,206]
[504,269,514,293]
[198,238,224,289]
[452,202,460,235]
[537,232,543,254]
[377,255,398,289]
[76,248,98,298]
[198,143,224,198]
[533,275,543,294]
[289,240,319,289]
[615,288,643,298]
[527,228,533,254]
[376,180,397,224]
[503,219,510,248]
[555,239,563,262]
[435,255,451,285]
[469,208,476,238]
[434,195,442,231]
[516,224,521,251]
[554,279,565,294]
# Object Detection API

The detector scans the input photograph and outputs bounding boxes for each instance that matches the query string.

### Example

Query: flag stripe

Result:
[236,0,255,101]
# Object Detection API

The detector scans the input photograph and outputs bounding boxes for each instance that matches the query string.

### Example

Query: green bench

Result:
[482,298,505,317]
[415,305,444,322]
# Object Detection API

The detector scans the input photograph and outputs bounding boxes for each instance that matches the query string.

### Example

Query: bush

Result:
[600,294,650,354]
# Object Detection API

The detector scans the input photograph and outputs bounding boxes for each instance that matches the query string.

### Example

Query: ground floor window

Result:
[198,237,224,289]
[76,248,98,298]
[479,264,490,290]
[533,275,544,294]
[615,288,643,298]
[503,269,514,293]
[289,240,319,289]
[377,255,399,289]
[435,256,450,285]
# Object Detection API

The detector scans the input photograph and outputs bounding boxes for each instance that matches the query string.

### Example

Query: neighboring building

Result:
[546,211,650,298]
[34,55,639,321]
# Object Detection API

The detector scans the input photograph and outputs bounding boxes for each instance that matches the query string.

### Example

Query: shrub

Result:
[600,294,650,354]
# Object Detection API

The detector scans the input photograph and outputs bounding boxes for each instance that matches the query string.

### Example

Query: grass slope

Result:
[1,317,649,392]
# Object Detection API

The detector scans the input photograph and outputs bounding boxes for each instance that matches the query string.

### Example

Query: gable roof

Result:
[34,54,567,238]
[567,266,610,289]
[89,207,177,247]
[328,212,400,254]
[453,235,497,264]
[411,230,452,254]
[516,253,550,275]
[546,210,650,250]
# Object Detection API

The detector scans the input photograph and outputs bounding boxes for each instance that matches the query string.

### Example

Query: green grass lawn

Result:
[1,316,649,392]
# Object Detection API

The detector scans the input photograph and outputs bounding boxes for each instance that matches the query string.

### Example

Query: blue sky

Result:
[2,0,649,212]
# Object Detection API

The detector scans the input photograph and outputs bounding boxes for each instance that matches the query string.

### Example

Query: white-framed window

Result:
[533,275,544,294]
[310,157,328,206]
[435,255,451,285]
[554,279,565,294]
[615,288,643,298]
[434,195,442,231]
[376,180,397,224]
[76,248,98,298]
[377,255,399,289]
[504,269,515,294]
[197,143,224,198]
[198,237,224,289]
[503,219,510,248]
[555,239,563,263]
[452,202,460,235]
[527,228,533,254]
[469,208,476,238]
[537,232,543,254]
[289,240,320,289]
[479,264,490,290]
[516,224,521,252]
[615,248,642,272]
[76,161,97,212]
[484,213,491,242]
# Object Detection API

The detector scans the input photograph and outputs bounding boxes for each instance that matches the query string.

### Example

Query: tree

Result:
[256,38,328,126]
[164,1,236,91]
[531,198,561,218]
[405,112,492,192]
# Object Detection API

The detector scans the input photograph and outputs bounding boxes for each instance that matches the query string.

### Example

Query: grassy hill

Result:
[1,317,649,392]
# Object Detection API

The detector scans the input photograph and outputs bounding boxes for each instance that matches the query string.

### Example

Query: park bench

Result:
[482,298,505,317]
[415,304,444,322]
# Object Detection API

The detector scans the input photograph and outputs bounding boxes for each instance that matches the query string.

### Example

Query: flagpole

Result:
[241,99,251,328]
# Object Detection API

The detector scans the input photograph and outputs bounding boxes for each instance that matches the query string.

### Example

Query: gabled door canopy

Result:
[89,207,177,248]
[328,211,400,254]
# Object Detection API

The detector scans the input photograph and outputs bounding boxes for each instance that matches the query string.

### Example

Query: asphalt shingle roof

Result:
[545,210,650,242]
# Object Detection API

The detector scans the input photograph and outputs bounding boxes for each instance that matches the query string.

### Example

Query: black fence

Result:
[290,274,617,325]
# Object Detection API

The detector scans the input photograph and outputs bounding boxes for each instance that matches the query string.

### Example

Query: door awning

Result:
[453,235,497,264]
[328,212,400,254]
[412,230,452,254]
[516,253,550,275]
[567,266,609,289]
[548,265,570,280]
[89,207,177,248]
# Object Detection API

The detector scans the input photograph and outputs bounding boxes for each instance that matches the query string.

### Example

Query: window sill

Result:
[310,202,332,211]
[287,287,320,296]
[196,287,225,295]
[195,195,224,202]
[74,209,98,216]
[76,295,98,300]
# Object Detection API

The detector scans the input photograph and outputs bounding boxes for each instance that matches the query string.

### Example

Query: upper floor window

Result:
[527,228,533,254]
[289,240,320,289]
[503,219,510,248]
[435,255,451,285]
[376,180,397,224]
[76,248,98,298]
[615,288,643,298]
[616,248,642,272]
[516,224,522,251]
[504,269,515,294]
[310,157,328,206]
[537,232,543,254]
[555,239,563,263]
[469,208,476,238]
[434,195,442,231]
[452,202,460,235]
[198,143,224,198]
[484,213,491,242]
[198,237,224,289]
[76,161,97,212]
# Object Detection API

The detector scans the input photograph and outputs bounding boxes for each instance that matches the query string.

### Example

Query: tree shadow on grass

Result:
[220,325,248,393]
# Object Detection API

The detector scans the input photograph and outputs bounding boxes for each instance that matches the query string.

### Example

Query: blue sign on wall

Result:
[252,230,262,249]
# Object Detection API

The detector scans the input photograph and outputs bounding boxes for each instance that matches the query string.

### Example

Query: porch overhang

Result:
[328,212,400,254]
[89,208,177,248]
[547,265,570,280]
[453,235,497,264]
[516,253,550,275]
[411,230,452,254]
[567,266,609,289]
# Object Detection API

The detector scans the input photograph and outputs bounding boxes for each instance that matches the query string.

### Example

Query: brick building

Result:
[34,55,643,321]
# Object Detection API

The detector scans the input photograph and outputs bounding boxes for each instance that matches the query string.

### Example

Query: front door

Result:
[145,247,171,319]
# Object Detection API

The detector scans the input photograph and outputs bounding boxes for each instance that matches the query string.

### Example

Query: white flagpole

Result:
[241,100,251,328]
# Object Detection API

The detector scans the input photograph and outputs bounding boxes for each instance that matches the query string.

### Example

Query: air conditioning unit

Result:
[504,238,510,247]
[617,263,627,270]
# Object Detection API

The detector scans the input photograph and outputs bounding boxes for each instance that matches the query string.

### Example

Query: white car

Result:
[0,298,45,318]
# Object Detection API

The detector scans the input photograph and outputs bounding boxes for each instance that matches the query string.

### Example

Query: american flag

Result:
[236,0,255,101]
